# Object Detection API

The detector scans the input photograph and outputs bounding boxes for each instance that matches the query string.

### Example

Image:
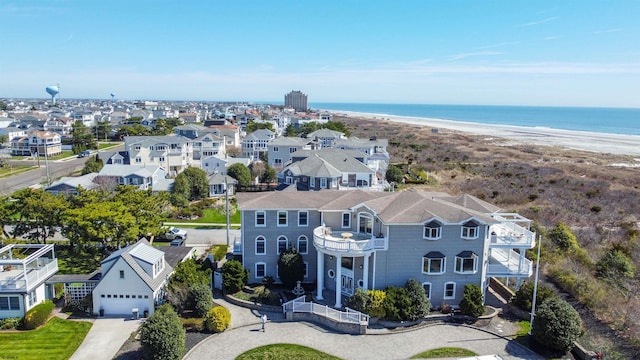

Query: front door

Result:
[341,269,354,295]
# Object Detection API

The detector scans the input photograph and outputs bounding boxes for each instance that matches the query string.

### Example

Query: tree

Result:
[324,121,351,137]
[170,175,190,207]
[511,281,556,313]
[113,186,170,240]
[383,286,411,321]
[549,222,578,251]
[154,117,183,135]
[346,288,369,313]
[0,100,7,110]
[172,167,209,201]
[459,284,485,317]
[385,164,404,184]
[93,120,112,141]
[405,279,430,320]
[221,260,248,293]
[227,163,252,188]
[249,161,265,180]
[259,163,277,184]
[11,189,68,244]
[191,283,214,317]
[63,199,137,249]
[277,248,304,289]
[532,297,582,352]
[284,123,296,137]
[81,155,103,175]
[139,304,185,360]
[0,134,8,145]
[71,121,97,152]
[245,120,274,133]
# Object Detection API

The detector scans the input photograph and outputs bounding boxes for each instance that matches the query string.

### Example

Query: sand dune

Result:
[333,110,640,157]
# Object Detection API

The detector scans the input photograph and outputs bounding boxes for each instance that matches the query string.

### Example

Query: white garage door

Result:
[100,294,150,316]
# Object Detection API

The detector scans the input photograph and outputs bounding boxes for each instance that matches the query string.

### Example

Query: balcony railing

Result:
[486,248,532,277]
[0,259,58,292]
[313,226,386,254]
[489,222,536,249]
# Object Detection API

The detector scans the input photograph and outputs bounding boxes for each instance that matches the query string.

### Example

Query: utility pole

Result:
[529,235,542,335]
[225,176,230,248]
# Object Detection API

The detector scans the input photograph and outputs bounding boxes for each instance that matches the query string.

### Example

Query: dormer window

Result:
[461,220,479,239]
[423,221,442,240]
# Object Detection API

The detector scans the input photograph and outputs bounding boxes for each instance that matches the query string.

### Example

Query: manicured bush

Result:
[0,317,22,330]
[204,305,231,333]
[459,284,485,318]
[512,281,556,313]
[532,297,582,352]
[367,290,386,318]
[221,259,248,294]
[346,288,369,313]
[405,279,430,320]
[139,304,186,360]
[277,248,304,289]
[190,283,214,317]
[181,317,205,332]
[22,300,55,330]
[383,286,411,321]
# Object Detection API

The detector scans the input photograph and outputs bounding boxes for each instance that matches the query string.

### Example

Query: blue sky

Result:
[1,0,639,107]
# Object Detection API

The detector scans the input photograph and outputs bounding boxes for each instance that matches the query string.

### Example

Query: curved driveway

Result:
[185,296,542,360]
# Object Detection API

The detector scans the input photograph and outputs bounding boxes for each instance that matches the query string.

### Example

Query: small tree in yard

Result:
[221,260,248,293]
[139,304,185,360]
[346,287,369,313]
[405,279,430,320]
[383,286,411,321]
[190,283,214,317]
[277,247,304,289]
[532,297,582,352]
[511,281,556,313]
[459,284,484,317]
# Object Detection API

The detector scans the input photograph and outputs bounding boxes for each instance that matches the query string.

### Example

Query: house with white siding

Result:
[267,136,318,169]
[124,135,193,176]
[236,190,534,309]
[242,129,275,159]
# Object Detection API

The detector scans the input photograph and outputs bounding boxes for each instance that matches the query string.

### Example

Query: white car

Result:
[165,226,188,240]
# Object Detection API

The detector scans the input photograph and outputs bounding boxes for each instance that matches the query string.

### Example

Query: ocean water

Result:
[310,103,640,136]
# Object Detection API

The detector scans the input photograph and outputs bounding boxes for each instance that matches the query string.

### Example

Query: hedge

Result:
[22,300,55,330]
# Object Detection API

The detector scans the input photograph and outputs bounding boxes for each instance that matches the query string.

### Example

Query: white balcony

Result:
[0,260,58,292]
[313,226,386,255]
[486,248,532,278]
[489,222,536,249]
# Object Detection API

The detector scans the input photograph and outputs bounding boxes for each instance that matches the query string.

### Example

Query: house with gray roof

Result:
[201,154,252,176]
[46,173,98,196]
[241,129,275,159]
[267,136,318,169]
[236,190,535,309]
[307,129,345,147]
[207,173,237,197]
[96,164,167,191]
[124,135,194,176]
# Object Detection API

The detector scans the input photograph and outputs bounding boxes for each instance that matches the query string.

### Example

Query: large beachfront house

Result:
[236,190,534,308]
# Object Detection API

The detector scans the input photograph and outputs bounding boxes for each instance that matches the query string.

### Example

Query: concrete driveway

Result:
[69,317,143,360]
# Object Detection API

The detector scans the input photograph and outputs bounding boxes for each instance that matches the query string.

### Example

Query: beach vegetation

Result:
[532,297,582,352]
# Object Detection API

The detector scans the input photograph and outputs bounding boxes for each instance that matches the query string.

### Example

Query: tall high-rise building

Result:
[284,90,308,112]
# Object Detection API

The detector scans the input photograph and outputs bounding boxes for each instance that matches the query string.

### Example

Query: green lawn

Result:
[0,317,92,360]
[411,347,477,359]
[0,165,35,178]
[47,151,74,160]
[236,343,341,360]
[97,142,121,150]
[170,207,241,224]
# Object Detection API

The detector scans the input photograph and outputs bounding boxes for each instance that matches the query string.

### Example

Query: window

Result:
[0,296,20,310]
[159,156,165,162]
[273,146,279,152]
[255,211,266,226]
[297,236,308,254]
[303,262,308,278]
[119,270,125,279]
[289,147,296,153]
[342,213,351,228]
[135,157,141,163]
[28,291,36,306]
[423,221,442,240]
[277,211,288,226]
[310,177,315,188]
[274,158,282,166]
[444,282,456,299]
[422,282,432,299]
[298,211,308,226]
[422,251,446,274]
[134,145,141,151]
[277,236,288,254]
[358,213,373,235]
[256,236,266,255]
[320,178,327,188]
[255,263,266,278]
[461,220,479,239]
[455,251,478,274]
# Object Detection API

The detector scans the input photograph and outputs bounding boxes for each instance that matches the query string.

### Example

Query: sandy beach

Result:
[331,110,640,157]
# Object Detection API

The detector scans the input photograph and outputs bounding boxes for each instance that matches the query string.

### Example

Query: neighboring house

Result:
[280,149,377,191]
[71,110,99,128]
[11,130,62,156]
[267,136,318,169]
[193,133,226,160]
[0,127,27,143]
[334,136,390,179]
[208,125,241,149]
[307,129,345,147]
[242,129,275,159]
[46,173,98,196]
[124,135,193,176]
[100,150,131,165]
[109,111,128,124]
[207,173,237,197]
[45,117,74,136]
[91,239,178,316]
[0,244,58,319]
[200,154,252,175]
[179,112,200,123]
[236,190,535,309]
[96,164,167,190]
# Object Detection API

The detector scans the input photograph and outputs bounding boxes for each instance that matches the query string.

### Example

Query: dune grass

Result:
[236,343,341,360]
[0,317,92,360]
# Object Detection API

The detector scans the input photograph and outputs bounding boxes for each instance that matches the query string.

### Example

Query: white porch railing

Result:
[282,295,369,325]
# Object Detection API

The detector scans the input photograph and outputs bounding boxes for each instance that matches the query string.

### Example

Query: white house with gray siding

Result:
[236,190,535,309]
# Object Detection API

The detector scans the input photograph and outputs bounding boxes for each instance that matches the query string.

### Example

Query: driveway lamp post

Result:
[529,235,542,335]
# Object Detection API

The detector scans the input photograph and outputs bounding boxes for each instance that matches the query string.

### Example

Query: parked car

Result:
[170,238,185,246]
[78,150,91,158]
[165,226,187,240]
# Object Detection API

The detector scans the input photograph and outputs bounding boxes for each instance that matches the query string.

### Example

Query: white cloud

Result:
[519,17,558,27]
[448,51,502,61]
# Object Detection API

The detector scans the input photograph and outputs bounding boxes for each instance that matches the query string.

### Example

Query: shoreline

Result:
[329,110,640,157]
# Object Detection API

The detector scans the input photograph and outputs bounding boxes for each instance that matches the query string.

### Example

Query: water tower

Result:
[110,92,115,102]
[46,85,60,105]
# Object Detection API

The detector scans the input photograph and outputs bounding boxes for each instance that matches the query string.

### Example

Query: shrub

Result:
[346,288,369,313]
[366,289,386,318]
[181,317,204,332]
[511,281,556,313]
[532,297,582,352]
[383,286,411,321]
[221,260,248,294]
[22,300,54,330]
[459,284,485,318]
[405,279,430,320]
[595,249,636,285]
[277,248,304,289]
[139,304,186,360]
[548,223,578,251]
[204,305,231,333]
[262,276,275,289]
[0,317,22,330]
[256,288,281,306]
[190,284,214,317]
